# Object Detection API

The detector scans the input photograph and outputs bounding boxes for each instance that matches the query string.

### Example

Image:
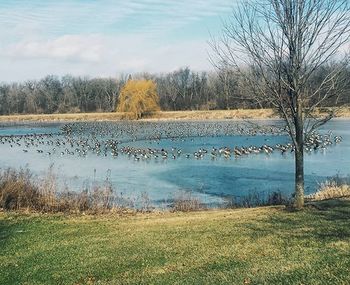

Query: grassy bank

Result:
[0,107,349,122]
[0,112,128,122]
[0,109,277,122]
[1,199,350,284]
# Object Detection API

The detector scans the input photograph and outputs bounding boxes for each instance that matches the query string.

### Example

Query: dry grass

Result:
[171,191,204,212]
[1,107,349,122]
[336,106,350,117]
[0,112,130,122]
[306,183,350,201]
[144,109,278,121]
[0,167,124,214]
[0,109,277,122]
[305,176,350,201]
[1,167,292,215]
[313,106,350,118]
[0,168,212,214]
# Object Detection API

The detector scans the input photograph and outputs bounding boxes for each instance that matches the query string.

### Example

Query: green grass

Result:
[1,200,350,285]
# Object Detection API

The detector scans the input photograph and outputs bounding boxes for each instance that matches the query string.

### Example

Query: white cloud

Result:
[0,33,212,82]
[0,0,236,81]
[5,35,105,62]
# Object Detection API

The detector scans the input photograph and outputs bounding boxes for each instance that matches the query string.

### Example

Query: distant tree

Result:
[0,67,348,115]
[102,77,125,112]
[37,75,63,113]
[116,79,160,119]
[0,84,10,115]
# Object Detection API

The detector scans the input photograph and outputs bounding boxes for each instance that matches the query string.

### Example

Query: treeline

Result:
[0,75,122,115]
[0,66,349,115]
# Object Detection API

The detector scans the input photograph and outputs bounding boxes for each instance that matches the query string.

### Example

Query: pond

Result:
[0,119,349,207]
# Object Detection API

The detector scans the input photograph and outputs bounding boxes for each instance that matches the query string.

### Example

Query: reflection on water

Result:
[0,119,349,206]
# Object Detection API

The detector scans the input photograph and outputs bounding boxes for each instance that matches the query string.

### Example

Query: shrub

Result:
[0,168,40,211]
[172,191,204,212]
[305,176,350,201]
[0,167,117,213]
[267,191,289,205]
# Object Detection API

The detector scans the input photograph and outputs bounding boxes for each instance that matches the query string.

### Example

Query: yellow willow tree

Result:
[116,79,160,119]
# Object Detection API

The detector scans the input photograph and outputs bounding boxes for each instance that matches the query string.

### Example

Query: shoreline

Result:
[0,107,349,122]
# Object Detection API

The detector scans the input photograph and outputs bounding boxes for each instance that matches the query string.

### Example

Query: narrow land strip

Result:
[0,107,349,122]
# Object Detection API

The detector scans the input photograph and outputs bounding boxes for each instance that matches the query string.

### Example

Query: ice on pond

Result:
[0,119,349,207]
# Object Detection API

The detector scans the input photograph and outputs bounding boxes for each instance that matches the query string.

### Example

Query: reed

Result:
[1,107,349,122]
[305,175,350,201]
[6,167,350,214]
[171,191,205,212]
[0,167,122,213]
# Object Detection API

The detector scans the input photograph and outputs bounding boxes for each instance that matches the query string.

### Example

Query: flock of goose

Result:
[0,121,342,162]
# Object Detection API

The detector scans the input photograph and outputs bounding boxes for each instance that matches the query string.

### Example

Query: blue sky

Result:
[0,0,235,82]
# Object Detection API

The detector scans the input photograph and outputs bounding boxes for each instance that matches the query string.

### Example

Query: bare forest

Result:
[1,65,349,115]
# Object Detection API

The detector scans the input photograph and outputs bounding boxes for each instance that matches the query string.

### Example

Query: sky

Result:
[0,0,236,82]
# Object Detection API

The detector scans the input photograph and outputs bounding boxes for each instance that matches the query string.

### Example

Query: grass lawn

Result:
[1,200,350,285]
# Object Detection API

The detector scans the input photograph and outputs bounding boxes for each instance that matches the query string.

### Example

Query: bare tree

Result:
[0,67,348,115]
[211,0,350,208]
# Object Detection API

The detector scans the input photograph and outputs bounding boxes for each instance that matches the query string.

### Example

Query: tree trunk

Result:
[294,101,304,209]
[294,146,304,209]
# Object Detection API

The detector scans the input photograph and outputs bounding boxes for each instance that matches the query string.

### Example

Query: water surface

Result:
[0,119,349,207]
